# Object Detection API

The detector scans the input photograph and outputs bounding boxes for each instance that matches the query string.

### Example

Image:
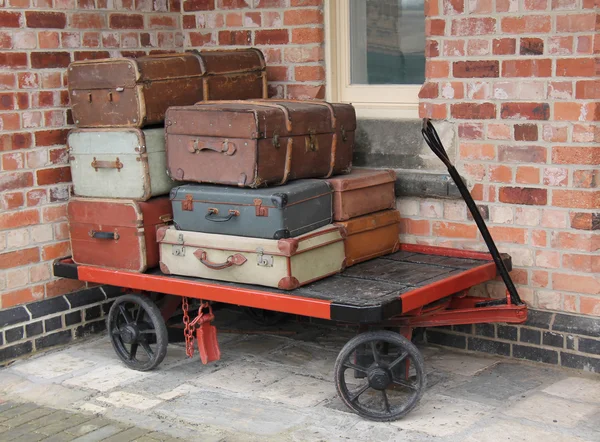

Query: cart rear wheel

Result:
[334,330,426,422]
[107,294,168,371]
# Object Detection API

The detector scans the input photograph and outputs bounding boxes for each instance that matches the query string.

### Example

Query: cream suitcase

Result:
[157,225,345,290]
[68,128,177,201]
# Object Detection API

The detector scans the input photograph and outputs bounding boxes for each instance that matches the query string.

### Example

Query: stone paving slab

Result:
[1,313,600,441]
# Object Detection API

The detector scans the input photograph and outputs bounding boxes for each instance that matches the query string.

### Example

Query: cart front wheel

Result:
[107,293,168,371]
[334,330,426,421]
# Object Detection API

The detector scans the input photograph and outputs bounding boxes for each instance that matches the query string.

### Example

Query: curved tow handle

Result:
[193,249,247,270]
[204,208,240,223]
[89,230,119,240]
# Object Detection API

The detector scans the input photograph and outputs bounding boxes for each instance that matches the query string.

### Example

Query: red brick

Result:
[0,73,15,89]
[30,52,71,69]
[0,171,33,192]
[459,143,495,160]
[419,102,447,119]
[218,30,250,45]
[432,222,478,239]
[82,32,100,47]
[581,297,600,315]
[34,129,68,147]
[554,102,598,122]
[453,60,498,78]
[254,0,286,6]
[41,241,71,261]
[501,15,551,33]
[399,219,431,236]
[443,0,464,13]
[498,146,547,165]
[36,166,71,186]
[576,81,600,99]
[182,15,196,29]
[225,12,242,27]
[451,102,496,119]
[148,15,178,29]
[42,204,67,223]
[74,50,112,61]
[552,146,599,165]
[54,222,69,240]
[284,9,323,25]
[516,166,540,184]
[499,187,547,205]
[189,32,214,46]
[287,84,325,100]
[266,66,288,82]
[543,167,568,187]
[520,38,544,56]
[418,82,439,99]
[573,169,600,189]
[217,0,250,7]
[294,65,324,82]
[426,60,450,78]
[570,212,599,231]
[291,28,323,44]
[0,247,39,270]
[466,39,490,56]
[552,231,599,251]
[563,253,600,273]
[553,190,599,209]
[458,123,484,140]
[25,11,66,28]
[45,279,86,298]
[451,18,496,36]
[0,53,28,70]
[501,102,550,120]
[548,36,574,55]
[488,226,527,244]
[553,273,600,295]
[183,0,215,11]
[70,12,105,29]
[442,40,464,57]
[556,13,596,32]
[493,38,516,55]
[1,192,24,210]
[0,11,21,28]
[291,0,322,5]
[2,152,24,170]
[557,58,595,77]
[1,285,46,309]
[489,165,512,183]
[109,13,144,29]
[256,29,289,45]
[514,124,538,141]
[0,209,39,231]
[502,59,552,77]
[26,189,47,207]
[244,12,261,27]
[0,93,14,111]
[426,19,445,36]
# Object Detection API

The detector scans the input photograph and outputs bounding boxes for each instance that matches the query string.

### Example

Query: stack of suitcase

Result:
[66,50,268,272]
[65,49,401,291]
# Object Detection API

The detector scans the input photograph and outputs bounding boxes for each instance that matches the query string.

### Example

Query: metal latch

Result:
[182,194,194,211]
[254,199,268,217]
[256,248,273,267]
[306,130,318,152]
[172,233,185,256]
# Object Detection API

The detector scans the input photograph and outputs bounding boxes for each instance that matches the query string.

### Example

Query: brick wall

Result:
[0,1,181,358]
[414,0,598,314]
[181,0,326,99]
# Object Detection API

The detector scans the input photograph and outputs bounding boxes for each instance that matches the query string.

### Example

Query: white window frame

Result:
[325,0,422,119]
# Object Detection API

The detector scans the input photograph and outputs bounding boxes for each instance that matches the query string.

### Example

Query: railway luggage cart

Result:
[53,120,528,421]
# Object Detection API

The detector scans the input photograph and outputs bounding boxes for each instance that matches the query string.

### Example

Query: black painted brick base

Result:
[425,308,600,374]
[0,285,121,365]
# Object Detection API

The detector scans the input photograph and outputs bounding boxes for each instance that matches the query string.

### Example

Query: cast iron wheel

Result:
[107,294,168,371]
[243,307,288,326]
[334,330,426,422]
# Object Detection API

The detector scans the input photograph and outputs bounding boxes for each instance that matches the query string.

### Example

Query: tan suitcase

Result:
[326,168,397,221]
[157,225,345,290]
[335,210,401,266]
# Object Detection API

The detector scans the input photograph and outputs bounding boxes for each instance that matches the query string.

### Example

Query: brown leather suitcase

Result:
[68,197,172,272]
[165,100,355,187]
[336,209,401,266]
[68,49,267,128]
[326,168,396,221]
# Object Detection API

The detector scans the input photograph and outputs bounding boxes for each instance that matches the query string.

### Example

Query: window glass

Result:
[349,0,425,85]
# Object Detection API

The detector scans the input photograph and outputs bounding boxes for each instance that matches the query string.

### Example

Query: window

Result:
[326,0,426,118]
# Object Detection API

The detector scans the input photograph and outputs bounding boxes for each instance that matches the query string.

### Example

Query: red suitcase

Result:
[68,197,172,272]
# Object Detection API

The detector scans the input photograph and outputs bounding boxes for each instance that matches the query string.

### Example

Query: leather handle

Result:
[205,209,240,223]
[89,230,119,240]
[194,249,247,270]
[188,139,236,156]
[91,157,123,172]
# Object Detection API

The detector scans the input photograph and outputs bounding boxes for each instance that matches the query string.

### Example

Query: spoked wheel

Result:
[107,294,168,371]
[334,330,426,421]
[243,307,288,326]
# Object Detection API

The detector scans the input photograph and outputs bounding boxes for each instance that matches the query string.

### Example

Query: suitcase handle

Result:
[91,157,124,172]
[194,249,247,270]
[89,230,119,240]
[205,208,240,223]
[188,139,236,156]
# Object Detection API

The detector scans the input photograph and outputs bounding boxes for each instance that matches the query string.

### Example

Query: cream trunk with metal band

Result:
[157,225,346,290]
[68,128,176,201]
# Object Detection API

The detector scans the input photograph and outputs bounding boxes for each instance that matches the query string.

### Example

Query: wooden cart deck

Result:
[54,244,513,324]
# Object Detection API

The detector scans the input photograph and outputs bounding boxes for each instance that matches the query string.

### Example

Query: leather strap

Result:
[194,249,247,270]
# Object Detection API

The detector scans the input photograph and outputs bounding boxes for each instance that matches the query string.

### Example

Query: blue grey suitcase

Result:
[170,179,333,239]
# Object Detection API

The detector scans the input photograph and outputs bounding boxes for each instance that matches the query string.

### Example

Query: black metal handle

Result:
[89,230,119,240]
[205,209,239,223]
[421,119,523,306]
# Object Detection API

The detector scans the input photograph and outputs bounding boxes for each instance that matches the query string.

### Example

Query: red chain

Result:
[182,298,212,358]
